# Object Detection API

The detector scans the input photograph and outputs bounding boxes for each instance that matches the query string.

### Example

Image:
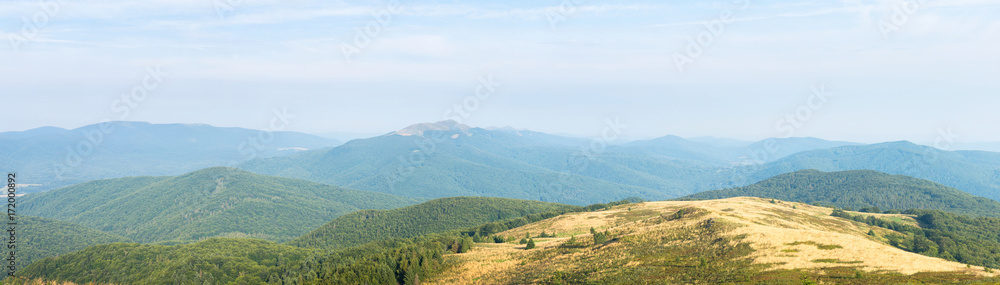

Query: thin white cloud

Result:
[650,6,859,27]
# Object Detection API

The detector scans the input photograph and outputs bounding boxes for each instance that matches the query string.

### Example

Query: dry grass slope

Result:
[426,197,997,284]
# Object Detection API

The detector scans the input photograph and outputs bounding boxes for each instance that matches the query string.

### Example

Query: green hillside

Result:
[685,169,1000,217]
[20,167,420,243]
[18,238,312,285]
[15,197,586,285]
[287,196,578,249]
[16,233,462,285]
[748,141,1000,201]
[6,216,131,271]
[19,198,1000,285]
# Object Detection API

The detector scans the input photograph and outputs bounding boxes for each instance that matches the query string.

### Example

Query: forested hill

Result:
[18,238,312,284]
[19,167,420,243]
[17,198,1000,284]
[17,197,584,284]
[684,169,1000,217]
[287,197,578,249]
[747,141,1000,201]
[8,216,131,271]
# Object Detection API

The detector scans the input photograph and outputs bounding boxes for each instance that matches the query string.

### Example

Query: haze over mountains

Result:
[0,119,996,206]
[749,142,1000,201]
[7,120,1000,204]
[0,122,341,192]
[239,120,1000,204]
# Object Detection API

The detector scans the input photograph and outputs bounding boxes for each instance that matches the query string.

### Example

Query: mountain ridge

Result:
[684,169,1000,217]
[1,121,342,193]
[20,167,420,243]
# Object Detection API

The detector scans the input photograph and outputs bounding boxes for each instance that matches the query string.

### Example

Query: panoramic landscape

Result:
[3,0,1000,284]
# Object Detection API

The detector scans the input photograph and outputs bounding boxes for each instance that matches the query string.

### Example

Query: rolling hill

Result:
[16,197,1000,284]
[0,121,341,193]
[287,197,578,249]
[7,216,131,272]
[18,238,312,285]
[425,198,999,284]
[16,197,579,284]
[684,169,1000,217]
[19,167,419,243]
[747,141,1000,201]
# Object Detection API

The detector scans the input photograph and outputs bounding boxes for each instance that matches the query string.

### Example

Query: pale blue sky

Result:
[2,0,998,143]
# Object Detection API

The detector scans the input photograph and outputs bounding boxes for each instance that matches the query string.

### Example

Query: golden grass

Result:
[688,198,992,276]
[424,197,996,284]
[426,239,573,285]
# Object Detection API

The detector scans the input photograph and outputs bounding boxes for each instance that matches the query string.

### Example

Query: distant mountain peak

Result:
[393,120,473,137]
[485,126,520,131]
[867,140,927,151]
[878,140,919,146]
[25,126,69,132]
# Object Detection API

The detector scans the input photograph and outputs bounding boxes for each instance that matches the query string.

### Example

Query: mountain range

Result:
[239,120,1000,204]
[5,120,1000,205]
[0,121,341,193]
[746,142,1000,201]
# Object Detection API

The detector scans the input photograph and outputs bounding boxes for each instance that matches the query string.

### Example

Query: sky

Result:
[2,0,999,143]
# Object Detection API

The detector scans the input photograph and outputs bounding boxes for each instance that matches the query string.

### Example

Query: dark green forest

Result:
[287,197,578,249]
[17,238,313,284]
[685,169,1000,217]
[19,167,420,243]
[14,197,609,285]
[4,216,131,272]
[832,209,1000,269]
